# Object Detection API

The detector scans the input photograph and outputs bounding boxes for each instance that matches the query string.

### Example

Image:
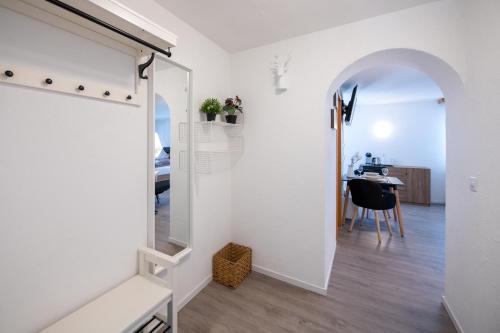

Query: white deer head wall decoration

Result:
[271,54,291,92]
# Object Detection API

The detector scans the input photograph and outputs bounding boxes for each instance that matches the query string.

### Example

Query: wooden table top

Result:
[343,176,405,186]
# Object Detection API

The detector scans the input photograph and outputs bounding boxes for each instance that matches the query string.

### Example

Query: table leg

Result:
[341,185,350,226]
[394,189,405,237]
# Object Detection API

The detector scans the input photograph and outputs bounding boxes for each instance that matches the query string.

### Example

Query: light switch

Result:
[469,176,478,192]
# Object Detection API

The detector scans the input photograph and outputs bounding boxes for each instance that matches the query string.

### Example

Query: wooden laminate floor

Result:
[178,204,456,333]
[155,190,185,256]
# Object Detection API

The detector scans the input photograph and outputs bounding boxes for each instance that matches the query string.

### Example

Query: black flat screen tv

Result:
[344,85,358,126]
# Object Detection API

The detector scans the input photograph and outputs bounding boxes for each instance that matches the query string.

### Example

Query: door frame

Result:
[335,93,343,238]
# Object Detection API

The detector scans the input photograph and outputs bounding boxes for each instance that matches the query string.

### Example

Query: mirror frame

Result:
[147,53,193,261]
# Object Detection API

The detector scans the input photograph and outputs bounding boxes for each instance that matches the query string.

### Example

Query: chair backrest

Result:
[348,179,385,210]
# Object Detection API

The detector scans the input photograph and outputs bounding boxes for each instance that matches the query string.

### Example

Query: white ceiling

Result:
[155,0,437,52]
[340,66,443,105]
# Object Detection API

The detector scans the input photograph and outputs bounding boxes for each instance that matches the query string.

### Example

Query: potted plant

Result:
[222,95,243,124]
[200,98,222,121]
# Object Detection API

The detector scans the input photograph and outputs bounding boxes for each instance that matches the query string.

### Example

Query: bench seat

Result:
[41,275,172,333]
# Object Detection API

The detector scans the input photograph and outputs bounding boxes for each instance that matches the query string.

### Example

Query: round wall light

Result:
[372,121,393,139]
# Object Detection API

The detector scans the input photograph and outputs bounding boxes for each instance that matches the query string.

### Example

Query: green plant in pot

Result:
[222,95,243,124]
[200,98,222,121]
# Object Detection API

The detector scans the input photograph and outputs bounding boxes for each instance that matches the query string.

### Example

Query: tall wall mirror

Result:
[149,55,191,256]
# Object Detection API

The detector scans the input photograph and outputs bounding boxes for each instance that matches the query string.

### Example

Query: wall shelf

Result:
[194,121,242,143]
[189,121,243,174]
[197,121,240,127]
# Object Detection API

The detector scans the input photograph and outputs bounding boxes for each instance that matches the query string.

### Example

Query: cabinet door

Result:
[388,167,408,178]
[409,168,431,205]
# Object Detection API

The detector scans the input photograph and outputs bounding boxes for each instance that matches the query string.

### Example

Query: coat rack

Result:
[1,64,140,106]
[1,0,178,105]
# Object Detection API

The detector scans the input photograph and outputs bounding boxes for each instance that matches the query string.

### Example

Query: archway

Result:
[154,93,171,156]
[325,48,465,238]
[323,48,465,330]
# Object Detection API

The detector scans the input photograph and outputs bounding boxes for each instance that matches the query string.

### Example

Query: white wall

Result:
[0,1,232,331]
[344,100,446,203]
[443,0,500,332]
[230,0,465,293]
[0,7,145,332]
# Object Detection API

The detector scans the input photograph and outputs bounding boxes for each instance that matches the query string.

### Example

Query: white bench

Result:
[41,247,178,333]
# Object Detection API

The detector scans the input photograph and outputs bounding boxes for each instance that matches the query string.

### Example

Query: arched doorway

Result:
[325,48,465,239]
[323,49,465,330]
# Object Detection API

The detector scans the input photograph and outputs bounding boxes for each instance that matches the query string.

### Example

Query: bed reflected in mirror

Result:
[152,57,190,256]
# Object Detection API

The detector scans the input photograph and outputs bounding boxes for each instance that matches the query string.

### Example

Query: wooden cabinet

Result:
[388,166,430,205]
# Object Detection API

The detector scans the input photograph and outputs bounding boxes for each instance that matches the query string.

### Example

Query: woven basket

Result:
[213,242,252,288]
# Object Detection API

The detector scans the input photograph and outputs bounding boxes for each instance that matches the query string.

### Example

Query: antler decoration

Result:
[271,54,291,92]
[271,54,291,77]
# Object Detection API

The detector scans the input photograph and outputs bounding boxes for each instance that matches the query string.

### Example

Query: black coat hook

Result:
[138,53,155,80]
[45,78,53,85]
[126,95,132,100]
[78,85,85,91]
[104,91,110,96]
[4,70,14,77]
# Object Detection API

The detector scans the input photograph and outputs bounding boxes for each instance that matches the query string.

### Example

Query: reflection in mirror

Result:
[154,58,190,256]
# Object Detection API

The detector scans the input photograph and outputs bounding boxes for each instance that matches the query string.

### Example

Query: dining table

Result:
[342,176,405,237]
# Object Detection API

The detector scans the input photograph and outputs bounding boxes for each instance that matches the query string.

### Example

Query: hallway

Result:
[179,204,455,333]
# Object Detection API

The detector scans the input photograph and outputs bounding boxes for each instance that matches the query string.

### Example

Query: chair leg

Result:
[341,185,350,226]
[383,210,393,236]
[359,208,366,226]
[374,211,382,243]
[349,205,359,232]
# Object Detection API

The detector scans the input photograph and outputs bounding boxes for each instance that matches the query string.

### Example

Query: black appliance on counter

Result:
[359,164,393,175]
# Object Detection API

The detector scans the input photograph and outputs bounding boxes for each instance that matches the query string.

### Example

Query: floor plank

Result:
[155,190,185,256]
[179,204,456,333]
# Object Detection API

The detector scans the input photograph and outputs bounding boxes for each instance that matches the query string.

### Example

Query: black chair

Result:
[155,180,170,204]
[347,179,396,243]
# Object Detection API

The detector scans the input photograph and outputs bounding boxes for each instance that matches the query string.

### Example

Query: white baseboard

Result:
[323,247,336,291]
[168,236,188,248]
[177,274,212,310]
[442,295,464,333]
[252,264,327,296]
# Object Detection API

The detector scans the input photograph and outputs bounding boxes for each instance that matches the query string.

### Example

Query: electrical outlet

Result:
[469,176,478,192]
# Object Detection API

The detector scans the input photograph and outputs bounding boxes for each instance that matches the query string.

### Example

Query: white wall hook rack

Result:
[0,64,141,106]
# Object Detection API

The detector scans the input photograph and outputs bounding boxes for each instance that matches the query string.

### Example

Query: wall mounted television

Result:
[343,85,358,126]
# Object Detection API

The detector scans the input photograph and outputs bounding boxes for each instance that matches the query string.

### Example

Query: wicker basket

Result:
[213,242,252,288]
